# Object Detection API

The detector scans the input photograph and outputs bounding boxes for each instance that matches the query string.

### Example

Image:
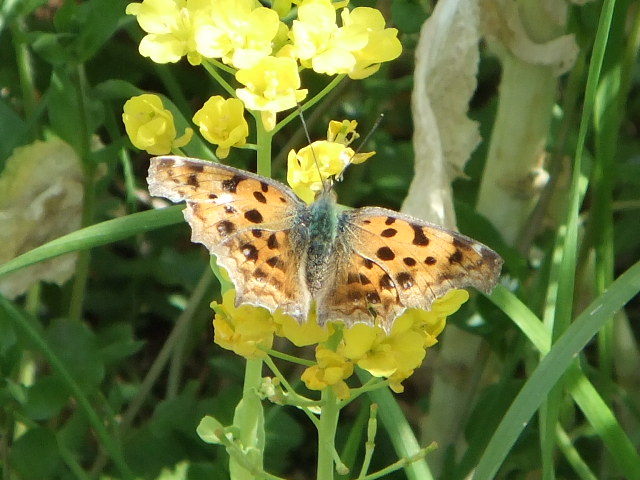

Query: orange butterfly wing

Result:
[147,156,312,320]
[318,207,503,331]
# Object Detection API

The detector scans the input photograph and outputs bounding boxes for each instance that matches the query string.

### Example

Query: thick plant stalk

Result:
[476,0,578,243]
[402,0,482,474]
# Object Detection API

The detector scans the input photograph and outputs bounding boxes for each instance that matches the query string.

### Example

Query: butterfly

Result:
[147,155,503,332]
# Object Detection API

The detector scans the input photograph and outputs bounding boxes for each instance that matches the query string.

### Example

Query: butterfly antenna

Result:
[297,103,329,194]
[352,113,384,158]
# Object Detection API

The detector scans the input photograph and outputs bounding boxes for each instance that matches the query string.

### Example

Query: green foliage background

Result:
[1,0,639,479]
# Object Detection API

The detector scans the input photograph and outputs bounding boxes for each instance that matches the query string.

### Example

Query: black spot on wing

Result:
[396,272,414,290]
[187,174,199,187]
[449,249,463,264]
[379,274,394,289]
[411,224,429,246]
[376,247,395,261]
[266,256,285,271]
[217,220,235,236]
[241,243,258,261]
[222,175,243,193]
[403,257,417,267]
[366,292,381,304]
[245,209,263,223]
[267,233,279,249]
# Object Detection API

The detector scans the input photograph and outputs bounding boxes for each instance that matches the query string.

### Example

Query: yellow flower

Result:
[194,0,281,69]
[273,307,330,347]
[340,7,402,79]
[192,96,249,159]
[126,0,211,65]
[341,319,424,393]
[290,0,364,75]
[290,1,401,78]
[212,289,276,359]
[301,345,353,399]
[327,119,359,145]
[236,56,308,131]
[286,139,373,203]
[339,290,468,392]
[122,94,192,155]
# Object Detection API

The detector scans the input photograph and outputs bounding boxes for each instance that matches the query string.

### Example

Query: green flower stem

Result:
[317,386,340,480]
[209,58,237,75]
[265,347,315,366]
[359,371,434,480]
[339,378,388,408]
[238,143,258,150]
[357,404,378,479]
[0,297,134,480]
[202,60,237,97]
[272,74,346,135]
[255,116,273,177]
[263,356,320,425]
[69,64,97,322]
[357,444,438,480]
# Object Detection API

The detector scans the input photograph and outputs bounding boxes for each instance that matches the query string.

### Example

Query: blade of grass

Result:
[591,0,640,396]
[540,0,616,475]
[556,425,597,480]
[473,259,640,480]
[486,286,640,479]
[0,206,184,279]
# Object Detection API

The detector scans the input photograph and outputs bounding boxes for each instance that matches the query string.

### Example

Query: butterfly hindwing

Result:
[319,207,503,329]
[317,242,405,330]
[147,156,311,319]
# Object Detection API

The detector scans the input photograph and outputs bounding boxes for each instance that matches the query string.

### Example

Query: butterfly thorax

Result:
[303,190,340,294]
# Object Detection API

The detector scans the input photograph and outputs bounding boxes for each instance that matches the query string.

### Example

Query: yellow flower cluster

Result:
[287,119,374,203]
[211,288,469,396]
[126,0,402,131]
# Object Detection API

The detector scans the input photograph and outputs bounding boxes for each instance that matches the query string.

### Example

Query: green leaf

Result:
[24,375,69,420]
[98,322,145,365]
[9,427,61,479]
[29,32,74,66]
[94,79,145,100]
[0,98,27,162]
[46,318,105,393]
[75,0,128,62]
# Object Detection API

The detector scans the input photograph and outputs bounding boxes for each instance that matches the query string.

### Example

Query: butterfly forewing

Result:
[319,207,503,329]
[147,156,312,319]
